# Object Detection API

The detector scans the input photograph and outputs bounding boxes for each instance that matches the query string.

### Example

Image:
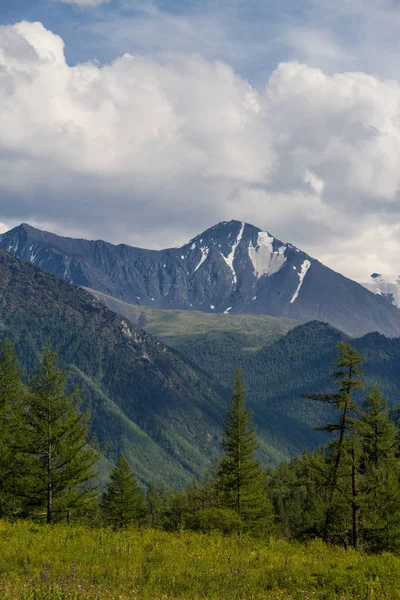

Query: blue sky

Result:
[1,0,400,281]
[3,0,394,83]
[1,0,304,80]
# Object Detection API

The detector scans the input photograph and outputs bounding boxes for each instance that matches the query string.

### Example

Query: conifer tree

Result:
[216,369,271,532]
[355,386,400,551]
[23,347,98,523]
[101,454,145,529]
[304,342,364,546]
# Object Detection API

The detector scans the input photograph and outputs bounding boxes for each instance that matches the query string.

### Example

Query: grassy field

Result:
[2,521,400,599]
[84,288,299,349]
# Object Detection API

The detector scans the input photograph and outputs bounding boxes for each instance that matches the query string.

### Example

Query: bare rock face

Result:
[2,220,400,338]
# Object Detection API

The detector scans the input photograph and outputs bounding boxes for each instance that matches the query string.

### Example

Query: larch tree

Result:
[304,342,364,547]
[23,347,99,523]
[216,369,272,533]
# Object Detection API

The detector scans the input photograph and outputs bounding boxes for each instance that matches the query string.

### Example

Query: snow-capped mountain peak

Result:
[183,220,295,285]
[2,220,400,337]
[362,273,400,309]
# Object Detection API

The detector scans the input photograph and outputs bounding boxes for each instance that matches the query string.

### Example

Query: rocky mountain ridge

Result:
[2,220,400,338]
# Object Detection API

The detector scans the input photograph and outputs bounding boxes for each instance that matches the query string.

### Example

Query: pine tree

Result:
[304,342,364,546]
[23,347,99,523]
[216,369,272,532]
[101,454,145,529]
[0,339,29,517]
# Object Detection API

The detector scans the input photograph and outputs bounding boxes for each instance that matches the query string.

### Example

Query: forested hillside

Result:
[83,290,400,425]
[0,250,228,487]
[172,322,400,429]
[0,250,330,477]
[82,289,400,447]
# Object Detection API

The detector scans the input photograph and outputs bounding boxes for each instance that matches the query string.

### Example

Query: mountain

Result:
[169,320,400,432]
[362,273,400,309]
[2,221,400,337]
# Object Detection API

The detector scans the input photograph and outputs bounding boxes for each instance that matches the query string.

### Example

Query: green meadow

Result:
[2,521,400,600]
[84,288,299,348]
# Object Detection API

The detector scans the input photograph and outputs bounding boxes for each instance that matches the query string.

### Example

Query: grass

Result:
[2,521,400,599]
[84,288,299,349]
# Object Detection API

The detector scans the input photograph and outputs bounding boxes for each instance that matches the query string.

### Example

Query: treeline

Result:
[1,339,400,553]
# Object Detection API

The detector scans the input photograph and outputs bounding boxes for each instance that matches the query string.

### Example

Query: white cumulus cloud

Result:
[1,21,400,281]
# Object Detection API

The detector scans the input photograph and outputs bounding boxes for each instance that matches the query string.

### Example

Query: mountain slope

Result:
[0,249,229,487]
[84,288,300,348]
[172,320,400,433]
[0,249,327,482]
[2,221,400,337]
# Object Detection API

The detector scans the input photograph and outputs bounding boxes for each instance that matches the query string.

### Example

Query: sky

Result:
[1,1,400,281]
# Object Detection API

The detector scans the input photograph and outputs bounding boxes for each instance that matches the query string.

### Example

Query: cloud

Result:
[1,22,400,281]
[284,0,400,80]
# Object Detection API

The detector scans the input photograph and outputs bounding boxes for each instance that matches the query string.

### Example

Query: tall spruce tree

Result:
[101,454,145,529]
[0,339,28,517]
[216,369,271,532]
[355,386,400,551]
[304,342,364,546]
[23,347,98,523]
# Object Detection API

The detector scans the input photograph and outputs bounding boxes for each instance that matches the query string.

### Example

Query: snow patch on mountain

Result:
[290,259,311,304]
[362,273,400,308]
[220,222,245,284]
[29,244,40,264]
[194,246,209,273]
[248,232,286,279]
[7,240,19,255]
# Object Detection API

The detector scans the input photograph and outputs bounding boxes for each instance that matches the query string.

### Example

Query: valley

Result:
[1,234,400,595]
[3,4,400,595]
[1,245,400,484]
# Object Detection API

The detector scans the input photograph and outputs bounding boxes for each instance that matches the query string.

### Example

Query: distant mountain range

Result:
[362,273,400,309]
[2,221,400,338]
